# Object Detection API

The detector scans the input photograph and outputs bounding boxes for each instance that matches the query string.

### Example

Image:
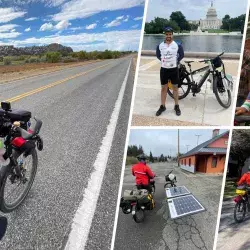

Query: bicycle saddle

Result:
[184,60,194,64]
[234,115,250,122]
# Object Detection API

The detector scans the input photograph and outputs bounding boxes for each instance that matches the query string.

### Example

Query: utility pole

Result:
[195,134,201,146]
[186,145,190,152]
[178,129,180,167]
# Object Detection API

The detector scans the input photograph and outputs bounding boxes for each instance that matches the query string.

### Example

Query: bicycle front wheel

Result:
[214,76,231,108]
[167,74,191,100]
[0,149,38,213]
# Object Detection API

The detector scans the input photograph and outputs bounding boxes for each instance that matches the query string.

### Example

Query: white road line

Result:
[64,60,131,250]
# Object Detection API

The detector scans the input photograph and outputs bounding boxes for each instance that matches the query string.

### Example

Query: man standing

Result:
[156,27,184,116]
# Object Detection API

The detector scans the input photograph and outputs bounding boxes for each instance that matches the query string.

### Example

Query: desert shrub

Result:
[46,52,61,63]
[62,56,78,63]
[3,57,11,65]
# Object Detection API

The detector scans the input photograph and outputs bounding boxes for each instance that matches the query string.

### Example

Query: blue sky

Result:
[146,0,248,22]
[0,0,145,51]
[129,129,228,157]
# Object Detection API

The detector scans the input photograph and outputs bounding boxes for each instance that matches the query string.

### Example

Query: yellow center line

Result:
[5,62,113,103]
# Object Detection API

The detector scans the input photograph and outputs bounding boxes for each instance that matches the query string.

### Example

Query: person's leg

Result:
[156,68,167,116]
[171,68,181,116]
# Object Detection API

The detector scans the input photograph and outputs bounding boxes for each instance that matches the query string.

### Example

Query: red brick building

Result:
[179,130,229,174]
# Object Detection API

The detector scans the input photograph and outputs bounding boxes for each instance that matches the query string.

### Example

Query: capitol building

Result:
[189,1,222,30]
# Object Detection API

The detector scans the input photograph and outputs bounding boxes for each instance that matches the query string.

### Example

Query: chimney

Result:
[212,129,219,138]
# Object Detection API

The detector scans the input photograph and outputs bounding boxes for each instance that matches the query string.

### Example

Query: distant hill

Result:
[0,43,73,56]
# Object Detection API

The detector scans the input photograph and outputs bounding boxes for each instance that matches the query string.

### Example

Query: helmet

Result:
[169,173,175,181]
[137,154,147,161]
[164,26,173,33]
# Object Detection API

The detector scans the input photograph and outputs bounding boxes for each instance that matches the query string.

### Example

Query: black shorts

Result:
[160,67,180,86]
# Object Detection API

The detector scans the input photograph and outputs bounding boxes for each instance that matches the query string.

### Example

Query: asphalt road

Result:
[0,57,134,250]
[114,162,223,250]
[216,199,250,250]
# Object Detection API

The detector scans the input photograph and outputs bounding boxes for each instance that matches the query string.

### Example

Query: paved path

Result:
[114,162,223,250]
[132,57,238,126]
[0,57,134,250]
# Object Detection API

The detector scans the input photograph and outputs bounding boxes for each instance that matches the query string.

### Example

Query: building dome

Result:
[206,7,218,20]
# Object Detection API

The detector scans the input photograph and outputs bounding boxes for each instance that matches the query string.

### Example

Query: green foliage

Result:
[149,151,154,163]
[170,11,191,31]
[46,52,61,63]
[62,56,78,63]
[3,57,11,65]
[127,145,144,157]
[126,156,139,166]
[0,57,3,62]
[29,57,39,63]
[145,17,180,34]
[221,14,245,32]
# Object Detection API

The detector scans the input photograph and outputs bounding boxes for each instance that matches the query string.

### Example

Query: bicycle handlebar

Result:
[198,52,225,63]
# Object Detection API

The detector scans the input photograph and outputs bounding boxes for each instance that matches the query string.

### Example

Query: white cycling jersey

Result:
[159,41,179,69]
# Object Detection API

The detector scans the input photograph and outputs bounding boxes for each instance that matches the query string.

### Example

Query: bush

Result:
[62,56,78,63]
[0,57,3,62]
[40,56,47,63]
[46,52,61,63]
[29,57,39,63]
[126,156,138,166]
[3,57,11,65]
[78,51,87,60]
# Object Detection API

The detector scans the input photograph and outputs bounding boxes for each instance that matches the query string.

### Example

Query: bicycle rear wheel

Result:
[214,76,231,108]
[0,149,38,213]
[167,74,191,100]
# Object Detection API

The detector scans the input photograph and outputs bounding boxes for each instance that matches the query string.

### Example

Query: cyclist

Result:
[132,154,155,193]
[156,26,184,117]
[238,166,250,186]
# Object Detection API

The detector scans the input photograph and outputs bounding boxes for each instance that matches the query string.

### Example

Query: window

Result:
[184,159,186,165]
[225,140,228,145]
[189,158,191,166]
[212,157,217,168]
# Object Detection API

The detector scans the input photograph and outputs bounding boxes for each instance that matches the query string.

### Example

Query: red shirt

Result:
[131,162,155,185]
[238,172,250,186]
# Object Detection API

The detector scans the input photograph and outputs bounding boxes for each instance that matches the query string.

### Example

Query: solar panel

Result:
[165,186,190,198]
[167,194,205,219]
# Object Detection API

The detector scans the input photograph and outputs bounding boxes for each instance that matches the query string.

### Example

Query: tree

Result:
[170,11,190,31]
[149,151,154,163]
[221,14,231,30]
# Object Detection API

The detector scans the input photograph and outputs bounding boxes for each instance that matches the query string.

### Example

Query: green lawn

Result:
[223,179,237,199]
[206,29,229,33]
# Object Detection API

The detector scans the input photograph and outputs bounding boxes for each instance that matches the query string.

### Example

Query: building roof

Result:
[180,131,229,158]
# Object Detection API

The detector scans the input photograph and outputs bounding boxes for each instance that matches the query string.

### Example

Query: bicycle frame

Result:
[186,62,213,89]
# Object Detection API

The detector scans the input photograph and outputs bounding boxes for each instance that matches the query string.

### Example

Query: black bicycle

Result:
[168,52,233,108]
[0,101,43,213]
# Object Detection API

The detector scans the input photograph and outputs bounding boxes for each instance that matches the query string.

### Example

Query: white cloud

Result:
[0,31,21,39]
[134,16,143,20]
[25,17,38,21]
[104,20,121,28]
[116,16,124,20]
[123,15,129,22]
[85,23,97,30]
[25,27,31,32]
[5,29,141,51]
[52,0,144,21]
[55,20,71,30]
[131,24,139,28]
[0,24,18,32]
[11,28,16,32]
[0,8,26,23]
[39,22,54,31]
[70,26,82,31]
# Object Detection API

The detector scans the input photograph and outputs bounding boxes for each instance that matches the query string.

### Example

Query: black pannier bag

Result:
[0,109,32,137]
[120,197,132,214]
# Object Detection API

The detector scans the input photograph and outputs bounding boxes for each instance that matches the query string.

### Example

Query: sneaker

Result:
[156,105,166,116]
[174,105,181,116]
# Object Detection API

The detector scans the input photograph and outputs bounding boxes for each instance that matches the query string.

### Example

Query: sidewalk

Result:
[132,56,238,126]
